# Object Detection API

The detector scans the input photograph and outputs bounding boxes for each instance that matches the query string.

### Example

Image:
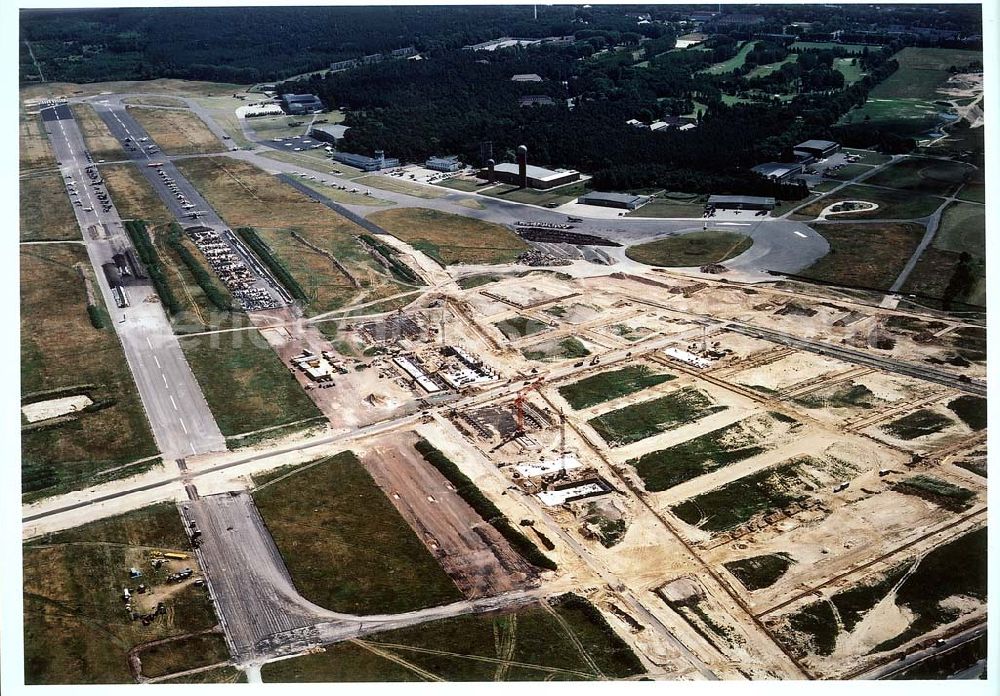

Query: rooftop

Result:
[511,73,543,82]
[795,139,839,151]
[494,161,578,182]
[580,191,647,205]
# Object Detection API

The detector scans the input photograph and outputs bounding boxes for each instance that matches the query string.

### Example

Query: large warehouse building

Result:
[487,162,580,189]
[707,195,775,211]
[577,191,649,210]
[751,162,804,182]
[332,150,400,171]
[281,93,325,114]
[793,139,840,161]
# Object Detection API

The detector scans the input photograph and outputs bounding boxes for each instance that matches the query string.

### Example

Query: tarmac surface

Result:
[40,102,226,460]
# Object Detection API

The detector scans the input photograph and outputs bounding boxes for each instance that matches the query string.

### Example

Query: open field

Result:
[626,230,752,267]
[626,194,707,218]
[864,158,973,195]
[178,329,321,438]
[481,180,590,207]
[588,387,725,447]
[436,176,488,193]
[796,222,924,291]
[822,163,874,181]
[669,459,811,533]
[21,245,158,501]
[19,110,57,171]
[834,57,865,84]
[175,156,392,313]
[260,594,644,682]
[522,336,592,361]
[559,365,674,410]
[253,451,462,614]
[901,246,986,308]
[627,413,797,492]
[123,95,188,107]
[776,527,986,662]
[20,172,80,242]
[158,666,247,684]
[288,175,394,206]
[69,103,127,161]
[494,315,550,340]
[791,185,943,220]
[357,174,446,199]
[368,208,529,266]
[101,163,174,224]
[747,53,798,79]
[700,40,756,75]
[260,148,367,179]
[841,47,983,136]
[724,553,795,591]
[934,201,984,257]
[127,106,225,155]
[23,503,222,684]
[138,633,230,678]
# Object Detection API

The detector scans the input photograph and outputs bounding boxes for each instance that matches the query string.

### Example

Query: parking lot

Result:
[268,135,328,152]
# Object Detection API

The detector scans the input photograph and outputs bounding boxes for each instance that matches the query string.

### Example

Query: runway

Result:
[40,103,226,460]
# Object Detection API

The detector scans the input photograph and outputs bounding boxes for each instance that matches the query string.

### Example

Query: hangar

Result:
[488,162,580,190]
[280,93,325,115]
[751,162,804,182]
[794,139,840,161]
[578,191,650,210]
[707,194,775,211]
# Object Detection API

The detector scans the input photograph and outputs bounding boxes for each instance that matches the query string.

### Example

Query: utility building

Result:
[794,139,840,161]
[331,150,400,171]
[280,93,325,115]
[425,155,463,172]
[751,162,804,182]
[707,195,775,211]
[577,191,649,210]
[485,162,579,190]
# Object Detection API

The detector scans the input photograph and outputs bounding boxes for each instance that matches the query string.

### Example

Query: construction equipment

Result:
[513,379,544,433]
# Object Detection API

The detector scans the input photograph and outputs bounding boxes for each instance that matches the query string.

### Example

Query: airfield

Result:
[19,77,986,683]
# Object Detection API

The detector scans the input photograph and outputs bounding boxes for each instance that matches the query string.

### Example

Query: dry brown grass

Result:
[367,207,529,265]
[20,245,157,494]
[20,78,248,102]
[175,156,399,313]
[19,111,57,172]
[20,173,80,242]
[127,107,224,155]
[70,103,127,161]
[102,163,173,223]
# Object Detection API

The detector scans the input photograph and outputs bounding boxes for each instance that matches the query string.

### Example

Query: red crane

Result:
[513,379,544,433]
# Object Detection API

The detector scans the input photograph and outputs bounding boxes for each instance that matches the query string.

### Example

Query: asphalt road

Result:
[40,103,226,460]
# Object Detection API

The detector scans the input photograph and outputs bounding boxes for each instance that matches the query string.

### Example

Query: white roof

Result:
[537,482,606,505]
[494,162,579,182]
[515,455,582,478]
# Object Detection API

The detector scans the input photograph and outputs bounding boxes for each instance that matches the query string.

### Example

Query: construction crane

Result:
[513,379,545,433]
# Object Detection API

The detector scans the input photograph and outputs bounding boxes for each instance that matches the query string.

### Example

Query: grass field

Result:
[841,47,983,137]
[260,594,643,682]
[842,148,893,165]
[127,106,225,155]
[724,553,795,591]
[522,336,592,361]
[23,503,222,684]
[901,246,986,308]
[626,195,707,218]
[588,387,726,447]
[700,41,756,75]
[357,174,446,199]
[138,633,230,678]
[436,176,488,193]
[368,208,529,266]
[670,460,810,533]
[834,57,865,84]
[822,163,874,181]
[792,185,943,220]
[481,180,590,207]
[947,395,986,431]
[254,451,462,614]
[288,175,395,206]
[21,245,158,500]
[101,164,174,224]
[20,78,249,102]
[20,172,80,241]
[260,148,367,179]
[881,409,954,440]
[934,201,984,257]
[559,365,674,410]
[957,181,985,203]
[69,103,126,161]
[19,110,57,172]
[178,329,321,438]
[158,666,247,683]
[626,230,752,267]
[747,53,798,79]
[175,156,394,314]
[123,95,188,107]
[864,158,973,196]
[494,315,550,340]
[626,416,782,492]
[797,222,925,291]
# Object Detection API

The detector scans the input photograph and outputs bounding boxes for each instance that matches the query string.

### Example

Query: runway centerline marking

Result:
[162,373,169,388]
[153,355,161,368]
[793,230,808,238]
[179,417,188,434]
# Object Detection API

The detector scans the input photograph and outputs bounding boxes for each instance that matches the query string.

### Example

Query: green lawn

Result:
[481,180,589,207]
[626,230,752,267]
[864,158,973,196]
[747,53,798,79]
[791,41,872,54]
[834,57,865,84]
[261,593,644,682]
[178,329,322,438]
[558,365,674,410]
[493,315,550,340]
[253,451,463,614]
[588,387,725,447]
[522,336,592,361]
[724,553,795,591]
[670,460,810,533]
[700,41,757,75]
[626,195,707,218]
[792,185,943,220]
